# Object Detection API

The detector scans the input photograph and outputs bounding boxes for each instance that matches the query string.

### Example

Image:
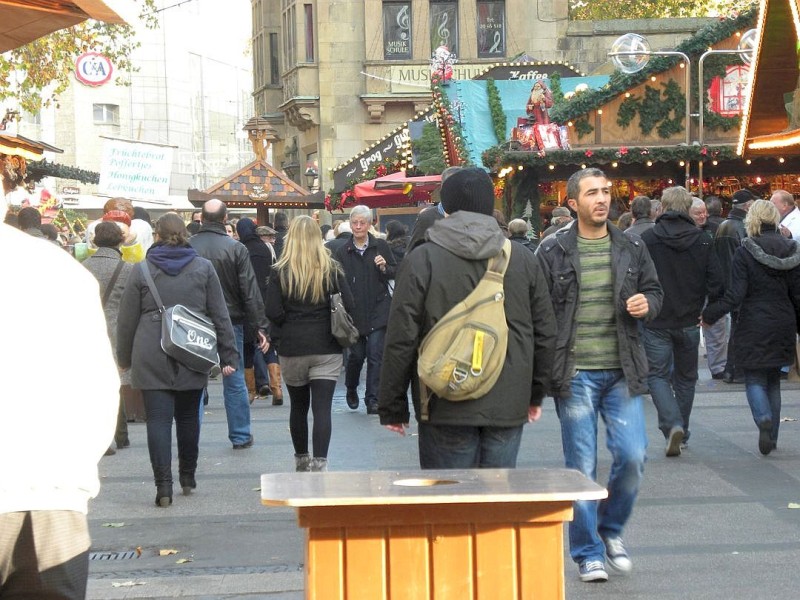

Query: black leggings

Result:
[287,379,336,457]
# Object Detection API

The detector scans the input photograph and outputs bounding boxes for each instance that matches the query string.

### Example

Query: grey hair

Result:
[691,198,705,211]
[661,186,692,214]
[508,218,529,236]
[349,205,372,222]
[745,199,780,237]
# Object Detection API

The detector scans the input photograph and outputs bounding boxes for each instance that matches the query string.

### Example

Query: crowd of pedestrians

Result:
[5,167,800,596]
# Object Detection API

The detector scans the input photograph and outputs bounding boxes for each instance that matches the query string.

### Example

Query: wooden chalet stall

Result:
[191,159,322,225]
[738,0,800,196]
[479,9,800,228]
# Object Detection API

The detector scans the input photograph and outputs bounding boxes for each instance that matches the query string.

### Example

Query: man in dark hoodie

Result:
[378,167,556,469]
[641,186,725,457]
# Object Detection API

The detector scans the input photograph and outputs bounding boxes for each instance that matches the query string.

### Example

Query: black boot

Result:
[153,465,173,507]
[179,459,197,496]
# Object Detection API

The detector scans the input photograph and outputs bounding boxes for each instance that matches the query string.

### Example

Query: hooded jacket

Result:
[714,207,748,288]
[378,211,557,427]
[117,244,239,390]
[537,223,664,399]
[640,211,724,329]
[236,218,273,302]
[703,228,800,369]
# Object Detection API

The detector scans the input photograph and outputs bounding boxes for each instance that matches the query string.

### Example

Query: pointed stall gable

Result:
[737,0,800,155]
[202,159,313,209]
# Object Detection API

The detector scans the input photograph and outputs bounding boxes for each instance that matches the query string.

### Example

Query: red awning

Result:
[352,171,441,208]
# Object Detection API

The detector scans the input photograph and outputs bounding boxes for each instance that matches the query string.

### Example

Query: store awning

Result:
[353,171,441,208]
[0,0,128,54]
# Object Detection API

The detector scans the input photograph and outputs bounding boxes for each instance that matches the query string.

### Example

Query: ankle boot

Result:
[178,458,197,495]
[295,453,311,472]
[244,367,257,404]
[153,465,173,507]
[310,457,328,472]
[268,363,284,405]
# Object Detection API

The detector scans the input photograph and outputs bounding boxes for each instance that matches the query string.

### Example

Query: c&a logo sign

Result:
[75,52,113,87]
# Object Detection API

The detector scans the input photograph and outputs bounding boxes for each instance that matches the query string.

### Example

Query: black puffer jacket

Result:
[703,228,800,369]
[640,211,724,329]
[378,211,556,427]
[537,223,663,399]
[189,222,268,330]
[333,233,397,335]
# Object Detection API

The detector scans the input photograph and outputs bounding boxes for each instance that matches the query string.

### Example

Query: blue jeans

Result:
[345,328,386,405]
[643,326,700,440]
[223,324,252,445]
[418,422,524,469]
[744,368,781,443]
[555,369,647,564]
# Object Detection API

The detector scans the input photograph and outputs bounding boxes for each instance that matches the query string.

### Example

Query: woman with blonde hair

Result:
[704,199,800,455]
[264,216,354,472]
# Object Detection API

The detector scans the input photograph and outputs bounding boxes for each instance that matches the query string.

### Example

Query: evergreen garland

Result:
[486,78,507,144]
[26,159,100,184]
[573,116,594,139]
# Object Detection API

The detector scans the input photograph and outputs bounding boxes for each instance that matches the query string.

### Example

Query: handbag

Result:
[330,289,359,348]
[139,262,220,373]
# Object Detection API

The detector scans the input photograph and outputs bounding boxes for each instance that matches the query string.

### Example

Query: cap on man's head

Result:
[551,206,571,218]
[256,225,277,236]
[440,167,495,216]
[732,189,757,205]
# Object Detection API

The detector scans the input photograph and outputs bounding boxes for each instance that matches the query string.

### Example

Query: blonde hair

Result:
[274,215,341,304]
[745,199,780,237]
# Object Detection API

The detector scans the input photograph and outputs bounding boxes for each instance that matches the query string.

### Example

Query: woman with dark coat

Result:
[703,200,800,455]
[117,213,238,506]
[384,220,409,266]
[264,216,354,472]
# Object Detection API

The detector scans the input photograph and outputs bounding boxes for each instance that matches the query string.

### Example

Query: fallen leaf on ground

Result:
[787,503,800,509]
[252,487,261,491]
[159,549,179,556]
[176,558,193,564]
[780,417,797,422]
[111,581,145,587]
[102,522,126,528]
[135,546,142,557]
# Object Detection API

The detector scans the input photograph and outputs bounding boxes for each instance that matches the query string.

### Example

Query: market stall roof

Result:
[736,0,800,156]
[0,133,63,160]
[0,0,128,54]
[198,159,318,209]
[353,171,441,207]
[59,194,195,211]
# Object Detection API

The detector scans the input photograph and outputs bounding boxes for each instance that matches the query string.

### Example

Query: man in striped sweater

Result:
[537,168,663,584]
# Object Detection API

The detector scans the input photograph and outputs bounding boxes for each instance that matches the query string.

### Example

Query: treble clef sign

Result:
[489,31,502,54]
[396,5,410,30]
[437,13,450,46]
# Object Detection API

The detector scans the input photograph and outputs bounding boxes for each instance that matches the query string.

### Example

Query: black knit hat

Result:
[440,167,495,216]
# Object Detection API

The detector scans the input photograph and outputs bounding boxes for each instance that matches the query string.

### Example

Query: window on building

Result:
[304,4,314,62]
[430,1,458,57]
[383,2,412,60]
[93,104,119,125]
[477,1,505,58]
[282,1,296,70]
[269,32,280,84]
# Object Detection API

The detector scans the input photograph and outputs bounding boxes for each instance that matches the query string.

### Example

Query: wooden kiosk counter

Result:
[261,468,606,599]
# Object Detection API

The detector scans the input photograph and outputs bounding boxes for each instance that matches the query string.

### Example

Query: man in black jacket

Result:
[190,200,269,449]
[537,168,662,583]
[641,187,725,457]
[715,189,756,382]
[334,205,397,414]
[379,167,556,466]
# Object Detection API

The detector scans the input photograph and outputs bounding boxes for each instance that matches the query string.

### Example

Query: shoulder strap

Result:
[138,261,166,312]
[486,239,513,277]
[102,259,125,308]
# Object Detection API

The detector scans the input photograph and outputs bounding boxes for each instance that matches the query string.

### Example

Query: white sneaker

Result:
[603,536,632,574]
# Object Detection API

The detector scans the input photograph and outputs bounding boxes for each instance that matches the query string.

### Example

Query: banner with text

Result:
[99,139,173,199]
